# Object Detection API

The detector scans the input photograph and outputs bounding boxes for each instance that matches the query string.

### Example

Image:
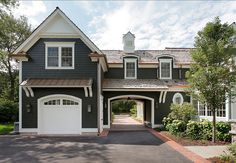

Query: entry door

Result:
[99,95,104,133]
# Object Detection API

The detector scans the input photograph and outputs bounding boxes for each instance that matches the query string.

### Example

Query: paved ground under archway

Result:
[111,114,147,131]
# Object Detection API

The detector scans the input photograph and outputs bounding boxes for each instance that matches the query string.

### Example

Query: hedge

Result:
[0,98,18,123]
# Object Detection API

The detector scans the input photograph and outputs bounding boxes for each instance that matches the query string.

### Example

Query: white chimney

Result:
[123,31,135,53]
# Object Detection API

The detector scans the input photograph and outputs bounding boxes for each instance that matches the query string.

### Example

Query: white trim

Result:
[172,93,184,104]
[20,128,38,133]
[139,64,158,68]
[124,58,137,79]
[199,116,227,122]
[108,63,190,68]
[108,64,123,68]
[81,128,98,132]
[159,59,172,79]
[88,86,93,97]
[45,42,75,69]
[153,124,164,128]
[226,94,230,121]
[84,87,88,97]
[19,61,22,131]
[28,87,34,97]
[159,91,163,103]
[21,85,90,88]
[97,63,101,133]
[162,91,167,103]
[37,94,82,135]
[103,125,110,129]
[156,55,175,60]
[107,95,155,128]
[13,8,103,55]
[22,87,30,97]
[40,34,80,38]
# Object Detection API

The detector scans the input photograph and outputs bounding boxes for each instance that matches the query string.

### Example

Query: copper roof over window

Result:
[102,79,188,90]
[20,78,92,87]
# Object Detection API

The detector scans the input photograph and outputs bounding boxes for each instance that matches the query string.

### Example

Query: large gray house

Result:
[11,7,235,135]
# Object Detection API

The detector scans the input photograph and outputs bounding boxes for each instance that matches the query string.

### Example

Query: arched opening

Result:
[106,95,154,130]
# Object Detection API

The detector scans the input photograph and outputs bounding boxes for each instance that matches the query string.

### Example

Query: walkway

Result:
[111,114,147,131]
[185,145,229,158]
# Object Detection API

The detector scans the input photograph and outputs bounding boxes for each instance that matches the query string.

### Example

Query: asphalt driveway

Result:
[0,131,192,163]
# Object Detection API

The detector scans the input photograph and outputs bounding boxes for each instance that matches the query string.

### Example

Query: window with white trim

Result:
[124,58,137,79]
[172,93,184,104]
[192,100,226,117]
[159,59,172,79]
[45,42,75,69]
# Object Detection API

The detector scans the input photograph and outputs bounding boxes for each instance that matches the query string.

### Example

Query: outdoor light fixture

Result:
[87,105,92,113]
[155,102,158,109]
[26,103,32,113]
[127,97,131,101]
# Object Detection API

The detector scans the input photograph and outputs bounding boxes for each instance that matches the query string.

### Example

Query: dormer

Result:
[123,31,135,53]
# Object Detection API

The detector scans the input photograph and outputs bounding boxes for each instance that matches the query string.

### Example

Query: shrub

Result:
[228,142,236,157]
[201,120,212,140]
[130,105,137,117]
[167,120,186,136]
[186,121,202,140]
[162,117,172,128]
[168,102,197,124]
[216,121,231,142]
[0,98,18,123]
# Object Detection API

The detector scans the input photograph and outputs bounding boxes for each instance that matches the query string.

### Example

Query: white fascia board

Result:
[13,9,59,54]
[13,8,103,56]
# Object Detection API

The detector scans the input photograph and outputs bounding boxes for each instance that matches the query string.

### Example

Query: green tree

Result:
[0,0,18,13]
[186,17,236,142]
[0,12,31,101]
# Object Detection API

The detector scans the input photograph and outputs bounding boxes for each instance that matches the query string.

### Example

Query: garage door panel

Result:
[38,95,82,134]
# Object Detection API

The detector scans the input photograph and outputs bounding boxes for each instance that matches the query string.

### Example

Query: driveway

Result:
[0,131,192,163]
[111,114,146,131]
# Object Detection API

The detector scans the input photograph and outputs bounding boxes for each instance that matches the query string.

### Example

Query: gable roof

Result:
[13,7,103,55]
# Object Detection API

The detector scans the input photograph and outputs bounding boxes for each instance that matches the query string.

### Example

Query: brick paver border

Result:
[148,129,211,163]
[99,129,109,137]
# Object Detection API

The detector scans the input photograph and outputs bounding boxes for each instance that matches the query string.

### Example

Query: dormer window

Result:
[159,59,172,79]
[45,42,75,69]
[124,58,137,79]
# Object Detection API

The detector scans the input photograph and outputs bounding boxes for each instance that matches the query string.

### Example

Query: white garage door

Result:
[38,95,82,134]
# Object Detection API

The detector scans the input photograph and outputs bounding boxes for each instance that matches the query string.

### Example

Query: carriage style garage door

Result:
[38,95,82,134]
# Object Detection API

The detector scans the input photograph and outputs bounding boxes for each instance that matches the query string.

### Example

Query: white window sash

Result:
[124,58,137,79]
[159,59,172,79]
[45,42,75,69]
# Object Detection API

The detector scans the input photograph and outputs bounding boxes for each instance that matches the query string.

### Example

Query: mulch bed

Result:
[207,157,223,163]
[161,131,230,146]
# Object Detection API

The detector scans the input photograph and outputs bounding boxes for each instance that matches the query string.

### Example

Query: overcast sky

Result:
[11,1,236,50]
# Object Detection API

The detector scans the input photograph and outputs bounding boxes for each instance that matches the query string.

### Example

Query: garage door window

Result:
[63,99,79,105]
[44,99,60,105]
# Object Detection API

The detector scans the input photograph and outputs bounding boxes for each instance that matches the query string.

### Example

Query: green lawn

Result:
[0,124,13,135]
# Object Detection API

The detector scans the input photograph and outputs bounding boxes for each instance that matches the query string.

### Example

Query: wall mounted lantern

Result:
[26,103,32,113]
[87,105,92,113]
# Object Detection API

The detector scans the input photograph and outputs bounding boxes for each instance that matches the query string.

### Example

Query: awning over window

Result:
[20,78,93,97]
